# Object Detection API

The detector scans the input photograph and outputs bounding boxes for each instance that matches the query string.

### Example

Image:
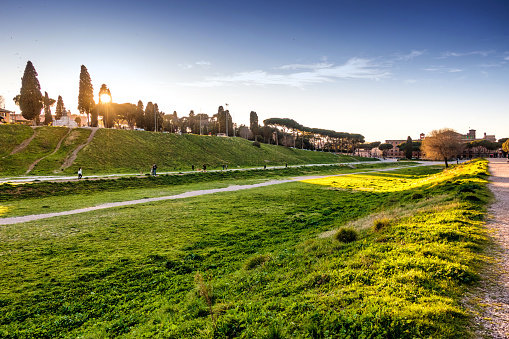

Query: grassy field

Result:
[0,125,371,177]
[0,160,490,338]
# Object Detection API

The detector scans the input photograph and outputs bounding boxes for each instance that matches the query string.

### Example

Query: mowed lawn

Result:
[0,160,490,338]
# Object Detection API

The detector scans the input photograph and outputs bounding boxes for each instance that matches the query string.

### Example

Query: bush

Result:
[244,254,270,270]
[252,141,261,148]
[373,218,391,232]
[411,192,424,200]
[334,227,358,243]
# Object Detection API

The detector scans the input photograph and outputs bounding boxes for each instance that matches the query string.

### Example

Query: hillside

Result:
[0,125,372,176]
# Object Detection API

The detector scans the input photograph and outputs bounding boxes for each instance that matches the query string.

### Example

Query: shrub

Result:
[373,218,391,232]
[411,192,424,200]
[334,227,358,243]
[244,254,270,270]
[252,141,261,148]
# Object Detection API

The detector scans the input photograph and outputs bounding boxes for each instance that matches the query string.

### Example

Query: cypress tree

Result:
[405,136,413,159]
[135,100,145,129]
[98,84,112,127]
[250,111,259,140]
[78,65,95,127]
[19,61,43,123]
[55,95,65,120]
[43,92,53,125]
[145,102,155,131]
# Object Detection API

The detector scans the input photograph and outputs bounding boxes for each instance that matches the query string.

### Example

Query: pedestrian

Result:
[203,164,206,171]
[152,163,157,176]
[264,165,266,169]
[192,165,195,171]
[225,164,228,170]
[285,163,287,168]
[222,165,225,170]
[78,167,82,180]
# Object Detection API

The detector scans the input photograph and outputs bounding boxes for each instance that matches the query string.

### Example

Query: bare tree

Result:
[0,95,5,108]
[421,128,465,167]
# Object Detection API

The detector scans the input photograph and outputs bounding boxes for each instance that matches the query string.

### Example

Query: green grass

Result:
[0,126,70,175]
[0,159,490,338]
[0,124,34,157]
[30,128,92,175]
[0,162,412,215]
[0,125,375,177]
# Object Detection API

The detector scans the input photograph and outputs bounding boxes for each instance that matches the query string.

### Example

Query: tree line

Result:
[11,60,366,153]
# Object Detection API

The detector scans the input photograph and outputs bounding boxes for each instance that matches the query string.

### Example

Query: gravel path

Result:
[0,163,439,226]
[471,158,509,338]
[0,180,292,225]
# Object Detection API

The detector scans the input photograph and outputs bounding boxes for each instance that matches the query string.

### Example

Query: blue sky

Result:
[1,0,508,142]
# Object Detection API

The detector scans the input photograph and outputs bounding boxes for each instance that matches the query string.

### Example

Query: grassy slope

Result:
[71,129,367,175]
[0,125,371,176]
[30,128,92,175]
[0,160,490,338]
[0,125,34,157]
[0,126,69,176]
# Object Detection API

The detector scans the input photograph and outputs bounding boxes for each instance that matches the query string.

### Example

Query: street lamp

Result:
[100,93,111,128]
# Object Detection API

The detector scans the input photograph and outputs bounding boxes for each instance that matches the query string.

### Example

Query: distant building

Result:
[383,128,502,159]
[0,108,15,123]
[53,109,78,128]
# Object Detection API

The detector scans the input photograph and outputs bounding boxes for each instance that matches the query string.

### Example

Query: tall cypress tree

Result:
[145,102,155,131]
[43,92,53,125]
[98,84,112,127]
[78,65,95,127]
[250,111,259,140]
[405,136,413,159]
[55,95,65,120]
[19,61,43,123]
[135,100,145,129]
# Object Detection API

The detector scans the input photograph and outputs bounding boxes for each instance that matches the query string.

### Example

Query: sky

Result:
[1,0,508,142]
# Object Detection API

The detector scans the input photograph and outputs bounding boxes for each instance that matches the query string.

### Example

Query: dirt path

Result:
[60,127,98,171]
[0,180,292,225]
[0,163,440,225]
[25,127,71,174]
[2,126,36,158]
[470,158,509,338]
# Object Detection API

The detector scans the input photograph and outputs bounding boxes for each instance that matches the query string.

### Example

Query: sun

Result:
[100,93,111,104]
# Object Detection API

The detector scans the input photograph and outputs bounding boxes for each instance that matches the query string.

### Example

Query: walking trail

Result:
[60,127,98,171]
[25,127,71,174]
[2,126,36,158]
[470,158,509,338]
[0,163,428,226]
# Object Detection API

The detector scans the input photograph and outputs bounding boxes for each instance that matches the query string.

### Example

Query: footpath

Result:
[471,159,509,338]
[0,162,437,226]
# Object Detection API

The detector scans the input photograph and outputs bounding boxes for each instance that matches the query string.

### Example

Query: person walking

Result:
[78,167,82,180]
[151,163,157,176]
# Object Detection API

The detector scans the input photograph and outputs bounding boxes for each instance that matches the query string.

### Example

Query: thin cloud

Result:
[395,50,425,61]
[276,62,334,70]
[179,61,211,70]
[439,50,494,58]
[179,58,389,88]
[422,66,463,73]
[196,61,211,68]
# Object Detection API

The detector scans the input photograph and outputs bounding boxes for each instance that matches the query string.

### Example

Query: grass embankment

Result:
[0,160,490,338]
[72,129,369,175]
[0,126,70,176]
[0,124,34,157]
[30,128,92,175]
[0,125,372,177]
